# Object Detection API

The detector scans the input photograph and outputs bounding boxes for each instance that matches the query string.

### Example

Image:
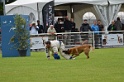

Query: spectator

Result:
[115,17,122,30]
[70,18,76,32]
[54,19,64,33]
[64,16,72,32]
[91,20,99,48]
[80,19,92,41]
[29,22,39,51]
[97,20,104,32]
[63,16,72,45]
[108,20,117,31]
[122,23,124,30]
[47,25,56,40]
[91,20,99,34]
[97,20,104,48]
[30,22,39,35]
[80,19,92,32]
[37,20,44,33]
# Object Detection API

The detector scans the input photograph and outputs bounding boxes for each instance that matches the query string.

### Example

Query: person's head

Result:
[70,18,74,22]
[111,20,115,25]
[83,19,87,24]
[50,25,54,29]
[32,22,36,26]
[117,17,120,21]
[93,20,97,25]
[97,20,101,25]
[37,20,40,24]
[45,41,51,48]
[65,16,69,20]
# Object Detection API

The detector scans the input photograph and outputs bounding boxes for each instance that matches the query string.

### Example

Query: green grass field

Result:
[0,48,124,82]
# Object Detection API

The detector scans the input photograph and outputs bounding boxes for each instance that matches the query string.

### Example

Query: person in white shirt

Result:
[30,22,39,35]
[45,40,73,60]
[47,25,56,40]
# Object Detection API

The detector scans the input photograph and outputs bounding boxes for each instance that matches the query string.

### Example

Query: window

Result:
[83,12,96,26]
[29,13,35,23]
[54,10,67,16]
[117,11,124,24]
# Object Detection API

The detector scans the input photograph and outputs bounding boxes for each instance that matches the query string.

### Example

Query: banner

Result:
[30,37,48,49]
[42,0,54,33]
[102,34,123,46]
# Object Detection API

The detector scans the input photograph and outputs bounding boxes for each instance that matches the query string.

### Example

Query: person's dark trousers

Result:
[94,34,99,48]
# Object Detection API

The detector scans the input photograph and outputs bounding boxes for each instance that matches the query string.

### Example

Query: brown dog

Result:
[63,44,93,59]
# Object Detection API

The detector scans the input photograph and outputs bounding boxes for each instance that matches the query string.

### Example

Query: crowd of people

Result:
[29,16,124,47]
[29,16,124,35]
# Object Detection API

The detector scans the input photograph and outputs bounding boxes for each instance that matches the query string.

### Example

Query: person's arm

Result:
[80,26,82,32]
[89,26,92,31]
[29,27,32,30]
[35,26,39,31]
[52,46,60,59]
[45,48,50,59]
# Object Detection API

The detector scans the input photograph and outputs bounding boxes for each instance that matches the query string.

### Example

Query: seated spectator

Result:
[47,25,56,40]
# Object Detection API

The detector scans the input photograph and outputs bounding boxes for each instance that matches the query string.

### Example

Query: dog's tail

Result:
[82,40,88,45]
[89,44,95,52]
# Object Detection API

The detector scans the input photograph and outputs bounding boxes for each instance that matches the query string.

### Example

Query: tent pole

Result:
[37,3,40,21]
[70,4,74,19]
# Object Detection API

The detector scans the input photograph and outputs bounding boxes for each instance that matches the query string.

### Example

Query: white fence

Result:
[30,31,124,49]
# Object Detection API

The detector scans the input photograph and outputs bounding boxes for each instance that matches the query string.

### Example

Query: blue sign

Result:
[0,15,30,57]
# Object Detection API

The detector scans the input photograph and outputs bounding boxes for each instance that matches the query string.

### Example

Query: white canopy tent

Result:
[5,0,124,32]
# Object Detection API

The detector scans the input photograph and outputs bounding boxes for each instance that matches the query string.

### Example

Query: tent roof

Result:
[6,0,124,6]
[6,0,108,6]
[5,0,124,13]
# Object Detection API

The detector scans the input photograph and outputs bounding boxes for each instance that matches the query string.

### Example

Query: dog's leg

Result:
[84,52,89,59]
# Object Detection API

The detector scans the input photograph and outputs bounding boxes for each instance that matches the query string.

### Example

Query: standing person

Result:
[115,17,122,31]
[64,16,72,32]
[107,20,117,33]
[30,22,39,35]
[91,20,99,34]
[91,20,99,48]
[37,20,44,33]
[70,18,76,32]
[97,20,104,32]
[54,18,64,33]
[47,25,56,40]
[80,19,92,32]
[97,20,104,47]
[64,16,72,44]
[80,19,92,41]
[45,40,73,60]
[29,22,39,51]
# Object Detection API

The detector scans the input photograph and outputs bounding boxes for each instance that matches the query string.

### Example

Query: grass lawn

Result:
[0,48,124,82]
